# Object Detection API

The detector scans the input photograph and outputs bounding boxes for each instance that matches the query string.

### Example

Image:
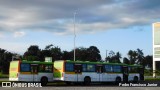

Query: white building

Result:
[152,22,160,77]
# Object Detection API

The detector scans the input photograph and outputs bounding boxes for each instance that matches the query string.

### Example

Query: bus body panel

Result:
[128,73,139,81]
[9,60,53,83]
[54,61,65,81]
[9,61,19,81]
[58,72,123,82]
[18,72,53,82]
[102,73,123,82]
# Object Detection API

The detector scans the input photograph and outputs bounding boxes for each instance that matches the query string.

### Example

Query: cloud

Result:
[0,33,5,38]
[14,31,26,38]
[0,0,159,35]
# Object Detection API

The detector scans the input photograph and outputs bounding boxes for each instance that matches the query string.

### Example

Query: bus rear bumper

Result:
[9,78,18,81]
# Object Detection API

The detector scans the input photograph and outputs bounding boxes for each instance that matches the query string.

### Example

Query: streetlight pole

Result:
[74,11,77,61]
[106,50,108,58]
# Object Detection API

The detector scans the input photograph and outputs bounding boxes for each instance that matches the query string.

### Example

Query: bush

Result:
[144,69,160,76]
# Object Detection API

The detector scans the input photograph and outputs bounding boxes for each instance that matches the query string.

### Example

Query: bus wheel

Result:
[41,77,48,86]
[115,77,121,84]
[84,77,91,85]
[133,76,138,83]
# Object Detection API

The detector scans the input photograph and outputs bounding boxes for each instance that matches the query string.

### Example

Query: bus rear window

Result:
[20,63,30,72]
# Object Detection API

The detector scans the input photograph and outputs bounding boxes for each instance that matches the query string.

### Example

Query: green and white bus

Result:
[9,60,53,85]
[53,60,144,85]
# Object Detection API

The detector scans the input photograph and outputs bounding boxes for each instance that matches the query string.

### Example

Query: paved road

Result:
[0,82,160,90]
[0,87,160,90]
[0,78,160,90]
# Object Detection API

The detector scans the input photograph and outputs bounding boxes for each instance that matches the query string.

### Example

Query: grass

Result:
[145,77,160,81]
[0,73,9,78]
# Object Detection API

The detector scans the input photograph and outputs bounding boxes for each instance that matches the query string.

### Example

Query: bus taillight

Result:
[17,73,18,77]
[62,73,63,77]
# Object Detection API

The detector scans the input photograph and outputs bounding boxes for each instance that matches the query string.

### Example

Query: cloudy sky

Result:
[0,0,159,59]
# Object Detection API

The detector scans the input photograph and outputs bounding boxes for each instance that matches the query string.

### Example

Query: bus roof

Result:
[65,60,128,66]
[20,60,53,64]
[128,64,142,67]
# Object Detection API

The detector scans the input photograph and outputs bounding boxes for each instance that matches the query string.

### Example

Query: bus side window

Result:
[128,67,131,72]
[130,67,138,73]
[65,63,74,72]
[105,65,113,73]
[86,64,95,72]
[20,63,30,72]
[39,64,52,72]
[113,65,121,73]
[45,65,52,72]
[82,64,87,72]
[39,64,45,72]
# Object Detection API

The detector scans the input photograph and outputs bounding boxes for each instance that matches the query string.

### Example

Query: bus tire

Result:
[115,77,121,84]
[84,77,91,85]
[41,77,48,86]
[133,76,138,83]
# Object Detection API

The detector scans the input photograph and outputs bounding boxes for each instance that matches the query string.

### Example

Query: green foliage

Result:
[24,56,40,61]
[123,57,130,64]
[23,44,63,62]
[145,78,160,81]
[144,69,160,76]
[0,73,9,78]
[0,48,15,74]
[105,51,121,63]
[68,46,101,62]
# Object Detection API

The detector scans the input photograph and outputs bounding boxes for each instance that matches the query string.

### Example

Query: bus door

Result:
[122,66,128,82]
[139,67,144,81]
[31,64,38,82]
[74,64,82,82]
[96,65,103,82]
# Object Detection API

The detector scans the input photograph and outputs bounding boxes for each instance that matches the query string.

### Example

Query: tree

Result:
[105,51,121,63]
[68,46,101,61]
[0,48,15,74]
[123,57,130,64]
[144,55,152,69]
[86,46,101,62]
[50,46,62,60]
[115,52,122,63]
[45,44,53,50]
[41,44,62,61]
[62,51,72,60]
[23,45,41,61]
[136,48,145,66]
[74,47,88,61]
[128,50,137,64]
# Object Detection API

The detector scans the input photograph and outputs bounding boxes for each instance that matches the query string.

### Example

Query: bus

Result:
[9,60,53,86]
[53,60,144,85]
[128,65,144,83]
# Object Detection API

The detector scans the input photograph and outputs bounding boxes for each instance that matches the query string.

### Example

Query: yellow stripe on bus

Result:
[20,72,31,74]
[65,72,82,75]
[20,72,38,75]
